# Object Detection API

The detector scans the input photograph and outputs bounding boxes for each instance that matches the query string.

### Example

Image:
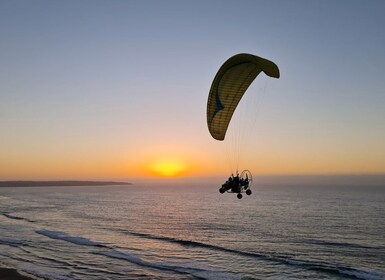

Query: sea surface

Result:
[0,184,384,280]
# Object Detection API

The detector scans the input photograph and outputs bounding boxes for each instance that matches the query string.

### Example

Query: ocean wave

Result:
[20,263,74,280]
[0,238,26,248]
[96,251,241,280]
[19,246,73,268]
[121,230,275,260]
[33,229,385,280]
[285,259,385,280]
[36,230,106,248]
[2,212,35,223]
[338,268,385,280]
[122,230,385,280]
[35,229,239,279]
[299,238,383,250]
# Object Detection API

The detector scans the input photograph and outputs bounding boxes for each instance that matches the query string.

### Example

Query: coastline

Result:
[0,267,36,280]
[0,180,132,187]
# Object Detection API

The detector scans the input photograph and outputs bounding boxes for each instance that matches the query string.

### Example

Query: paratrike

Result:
[219,170,252,199]
[206,53,280,199]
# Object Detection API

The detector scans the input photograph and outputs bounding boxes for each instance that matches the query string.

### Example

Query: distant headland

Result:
[0,181,132,187]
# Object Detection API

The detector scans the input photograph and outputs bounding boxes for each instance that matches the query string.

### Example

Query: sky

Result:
[1,0,385,181]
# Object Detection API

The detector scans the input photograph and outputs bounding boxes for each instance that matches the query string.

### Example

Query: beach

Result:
[0,267,35,280]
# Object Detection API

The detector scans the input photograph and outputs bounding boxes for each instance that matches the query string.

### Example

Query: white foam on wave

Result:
[22,264,74,280]
[286,258,385,280]
[338,268,385,280]
[0,259,74,280]
[99,251,142,264]
[36,230,101,247]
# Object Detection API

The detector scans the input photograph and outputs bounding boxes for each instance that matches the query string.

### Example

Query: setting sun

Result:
[148,158,187,177]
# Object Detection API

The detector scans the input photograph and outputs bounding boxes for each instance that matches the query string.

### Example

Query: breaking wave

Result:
[31,229,385,280]
[34,230,239,280]
[36,230,106,248]
[121,230,385,280]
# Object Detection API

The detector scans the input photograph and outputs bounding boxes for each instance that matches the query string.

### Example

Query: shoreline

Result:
[0,267,37,280]
[0,180,132,187]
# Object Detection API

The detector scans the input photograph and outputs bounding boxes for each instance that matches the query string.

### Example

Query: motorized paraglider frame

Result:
[219,170,253,199]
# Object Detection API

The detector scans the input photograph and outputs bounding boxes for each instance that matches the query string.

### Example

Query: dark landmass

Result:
[0,181,132,187]
[0,267,35,280]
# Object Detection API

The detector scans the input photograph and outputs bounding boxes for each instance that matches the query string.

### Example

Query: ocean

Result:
[0,184,384,280]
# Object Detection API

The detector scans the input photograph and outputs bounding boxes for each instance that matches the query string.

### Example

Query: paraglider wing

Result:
[207,53,280,140]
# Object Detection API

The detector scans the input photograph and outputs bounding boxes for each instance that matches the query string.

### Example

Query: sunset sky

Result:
[1,0,384,180]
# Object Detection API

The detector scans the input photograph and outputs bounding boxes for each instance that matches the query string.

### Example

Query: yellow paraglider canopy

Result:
[207,53,280,140]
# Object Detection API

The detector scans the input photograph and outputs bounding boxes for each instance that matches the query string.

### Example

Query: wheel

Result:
[237,193,242,199]
[246,189,252,195]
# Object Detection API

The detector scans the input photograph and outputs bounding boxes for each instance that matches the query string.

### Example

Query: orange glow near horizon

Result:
[147,158,187,177]
[1,139,385,180]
